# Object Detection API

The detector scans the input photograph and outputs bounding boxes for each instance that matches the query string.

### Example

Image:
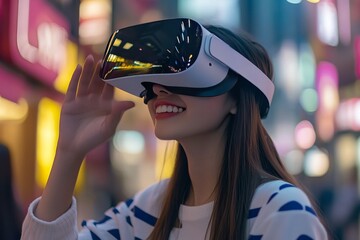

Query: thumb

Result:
[114,101,136,112]
[105,101,135,130]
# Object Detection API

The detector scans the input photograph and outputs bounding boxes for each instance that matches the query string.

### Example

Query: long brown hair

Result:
[148,26,301,239]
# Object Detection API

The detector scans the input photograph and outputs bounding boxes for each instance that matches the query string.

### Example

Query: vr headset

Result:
[99,18,275,118]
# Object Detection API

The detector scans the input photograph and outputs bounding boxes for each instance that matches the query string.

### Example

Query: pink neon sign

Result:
[0,0,70,86]
[355,36,360,79]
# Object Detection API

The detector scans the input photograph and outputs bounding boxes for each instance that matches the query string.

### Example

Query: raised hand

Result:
[57,55,135,159]
[33,56,134,221]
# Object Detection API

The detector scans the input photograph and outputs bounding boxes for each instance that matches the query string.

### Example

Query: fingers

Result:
[65,55,122,104]
[102,82,115,101]
[77,55,95,97]
[64,64,82,103]
[105,101,135,131]
[88,60,106,95]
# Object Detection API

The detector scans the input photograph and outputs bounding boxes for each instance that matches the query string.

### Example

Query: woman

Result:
[22,20,328,239]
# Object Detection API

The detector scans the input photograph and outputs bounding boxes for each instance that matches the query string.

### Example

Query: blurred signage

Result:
[0,0,5,19]
[315,61,339,141]
[0,67,28,102]
[355,36,360,79]
[336,98,360,131]
[178,0,240,29]
[0,0,73,87]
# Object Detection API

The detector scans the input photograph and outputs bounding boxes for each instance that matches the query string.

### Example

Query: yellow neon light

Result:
[54,40,79,94]
[36,97,85,192]
[0,97,28,121]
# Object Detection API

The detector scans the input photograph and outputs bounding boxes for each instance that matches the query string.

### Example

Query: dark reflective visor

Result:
[100,18,203,79]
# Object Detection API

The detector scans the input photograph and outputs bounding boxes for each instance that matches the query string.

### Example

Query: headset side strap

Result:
[205,35,275,106]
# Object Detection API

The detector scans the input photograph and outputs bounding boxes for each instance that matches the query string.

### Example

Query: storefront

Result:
[0,0,79,209]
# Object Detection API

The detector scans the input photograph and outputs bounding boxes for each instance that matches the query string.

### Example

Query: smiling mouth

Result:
[155,105,186,114]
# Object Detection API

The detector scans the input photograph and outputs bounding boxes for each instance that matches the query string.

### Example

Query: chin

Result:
[154,130,181,141]
[154,133,176,141]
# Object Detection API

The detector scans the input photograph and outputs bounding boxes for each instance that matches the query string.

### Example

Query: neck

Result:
[179,129,227,206]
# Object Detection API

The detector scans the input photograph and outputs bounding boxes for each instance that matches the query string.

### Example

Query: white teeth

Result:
[156,105,185,113]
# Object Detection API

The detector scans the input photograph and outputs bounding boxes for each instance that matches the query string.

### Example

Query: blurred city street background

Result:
[1,0,360,239]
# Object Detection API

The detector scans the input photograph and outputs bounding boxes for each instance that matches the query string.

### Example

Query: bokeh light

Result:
[300,88,318,112]
[304,147,330,177]
[113,130,145,155]
[283,149,304,175]
[335,134,357,172]
[286,0,302,4]
[295,120,316,149]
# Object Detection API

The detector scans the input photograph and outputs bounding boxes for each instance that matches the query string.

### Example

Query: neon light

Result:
[316,61,339,112]
[317,0,339,46]
[287,0,302,4]
[295,120,316,149]
[355,37,360,78]
[336,98,360,131]
[36,98,85,191]
[299,43,316,88]
[304,147,330,177]
[16,0,37,62]
[315,61,339,141]
[337,0,351,45]
[16,0,67,73]
[0,97,28,121]
[300,88,318,112]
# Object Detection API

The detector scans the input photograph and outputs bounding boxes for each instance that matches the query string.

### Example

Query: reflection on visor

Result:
[100,19,203,79]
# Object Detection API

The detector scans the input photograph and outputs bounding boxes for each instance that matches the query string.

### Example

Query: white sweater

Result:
[21,179,328,239]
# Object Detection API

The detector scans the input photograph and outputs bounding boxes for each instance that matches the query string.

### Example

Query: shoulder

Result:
[80,179,170,239]
[130,178,169,212]
[250,179,313,211]
[248,180,328,239]
[112,178,169,226]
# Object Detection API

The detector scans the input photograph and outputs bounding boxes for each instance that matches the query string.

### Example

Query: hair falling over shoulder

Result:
[148,26,323,240]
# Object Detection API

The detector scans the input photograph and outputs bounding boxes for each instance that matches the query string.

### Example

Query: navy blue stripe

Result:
[134,206,157,226]
[125,198,133,207]
[248,207,261,219]
[267,192,278,204]
[126,215,133,226]
[297,235,313,240]
[279,201,303,212]
[113,207,120,214]
[81,220,87,227]
[279,183,294,190]
[90,231,101,240]
[248,235,262,240]
[108,229,121,240]
[305,206,317,216]
[94,215,112,226]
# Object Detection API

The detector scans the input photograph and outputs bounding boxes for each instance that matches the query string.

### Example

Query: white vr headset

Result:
[100,18,275,118]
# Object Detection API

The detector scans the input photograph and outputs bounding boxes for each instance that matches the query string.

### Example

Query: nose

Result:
[152,84,172,96]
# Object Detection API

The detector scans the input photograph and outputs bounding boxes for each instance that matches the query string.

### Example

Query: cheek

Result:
[186,101,231,127]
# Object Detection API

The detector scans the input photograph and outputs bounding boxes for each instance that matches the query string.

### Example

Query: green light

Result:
[300,88,318,112]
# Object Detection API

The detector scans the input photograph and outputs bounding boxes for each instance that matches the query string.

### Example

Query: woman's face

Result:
[147,84,237,141]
